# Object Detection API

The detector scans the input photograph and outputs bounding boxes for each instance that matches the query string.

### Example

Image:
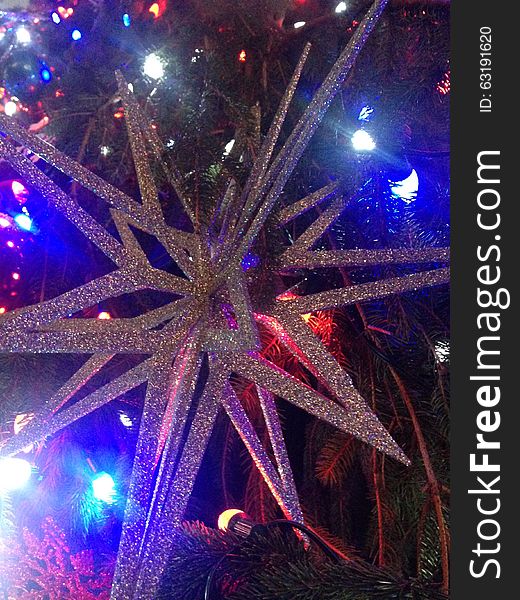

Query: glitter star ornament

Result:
[0,1,449,598]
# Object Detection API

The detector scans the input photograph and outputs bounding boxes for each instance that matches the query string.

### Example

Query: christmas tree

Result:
[1,1,449,598]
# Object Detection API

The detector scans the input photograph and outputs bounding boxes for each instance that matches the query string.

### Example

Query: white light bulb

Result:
[143,53,165,80]
[0,457,32,491]
[92,472,116,503]
[351,129,376,152]
[223,139,235,156]
[390,169,419,202]
[358,105,374,122]
[335,2,348,14]
[120,413,133,427]
[4,101,17,117]
[294,21,306,29]
[16,28,31,44]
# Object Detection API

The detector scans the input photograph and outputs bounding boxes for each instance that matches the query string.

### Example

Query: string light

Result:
[16,28,31,44]
[143,53,165,79]
[0,216,10,228]
[390,169,419,202]
[97,311,112,319]
[149,3,160,18]
[123,13,131,27]
[92,472,116,503]
[238,49,247,63]
[293,21,306,29]
[223,139,235,156]
[11,181,28,196]
[0,307,6,314]
[71,29,82,41]
[119,413,133,427]
[12,272,20,280]
[0,457,32,491]
[218,509,246,531]
[335,2,348,13]
[51,12,61,24]
[14,213,32,231]
[358,105,374,121]
[4,101,17,117]
[40,67,52,83]
[351,129,376,151]
[57,6,74,19]
[100,146,112,157]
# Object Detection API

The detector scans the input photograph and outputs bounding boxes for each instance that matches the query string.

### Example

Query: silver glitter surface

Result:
[0,1,450,597]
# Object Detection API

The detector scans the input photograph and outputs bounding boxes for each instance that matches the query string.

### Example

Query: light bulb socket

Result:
[226,511,256,537]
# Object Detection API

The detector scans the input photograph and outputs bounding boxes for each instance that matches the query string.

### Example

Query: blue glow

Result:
[71,29,82,41]
[390,169,419,202]
[14,213,33,231]
[0,457,32,491]
[40,67,52,83]
[241,252,260,271]
[123,13,131,27]
[51,12,61,24]
[358,105,374,121]
[92,472,116,504]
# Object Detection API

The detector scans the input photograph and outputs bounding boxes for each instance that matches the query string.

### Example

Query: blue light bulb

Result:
[14,213,32,231]
[40,68,52,83]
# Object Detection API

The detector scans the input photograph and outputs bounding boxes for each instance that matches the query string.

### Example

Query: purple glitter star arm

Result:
[276,182,341,226]
[233,352,409,464]
[115,74,161,216]
[0,358,152,458]
[222,385,303,521]
[289,268,451,313]
[0,114,143,218]
[231,43,312,237]
[232,0,390,260]
[278,248,451,270]
[115,71,195,225]
[124,358,229,600]
[111,351,190,600]
[0,354,112,456]
[257,388,305,523]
